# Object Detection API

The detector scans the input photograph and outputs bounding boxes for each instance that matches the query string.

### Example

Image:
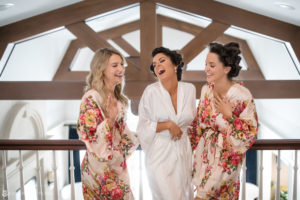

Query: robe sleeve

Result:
[188,86,206,151]
[137,87,157,152]
[77,94,113,161]
[114,112,139,158]
[216,96,258,154]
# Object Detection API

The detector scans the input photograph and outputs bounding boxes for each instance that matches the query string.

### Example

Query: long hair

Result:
[85,48,128,116]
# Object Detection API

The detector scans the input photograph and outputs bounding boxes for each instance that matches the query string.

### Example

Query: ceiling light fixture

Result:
[274,2,295,10]
[0,3,14,11]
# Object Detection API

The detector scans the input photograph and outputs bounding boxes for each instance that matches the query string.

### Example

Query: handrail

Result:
[0,139,300,150]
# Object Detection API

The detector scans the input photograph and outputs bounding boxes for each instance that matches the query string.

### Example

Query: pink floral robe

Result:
[188,83,258,199]
[77,89,138,200]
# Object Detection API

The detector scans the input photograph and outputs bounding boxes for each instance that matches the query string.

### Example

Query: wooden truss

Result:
[0,0,299,101]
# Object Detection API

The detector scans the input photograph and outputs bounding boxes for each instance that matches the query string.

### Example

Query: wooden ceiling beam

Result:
[53,56,141,82]
[112,37,139,56]
[100,20,140,39]
[180,21,230,64]
[158,15,264,79]
[156,0,298,42]
[290,31,300,65]
[182,70,265,81]
[140,0,157,80]
[66,22,113,52]
[216,35,265,79]
[53,40,80,81]
[53,63,140,82]
[0,42,7,63]
[0,0,138,60]
[53,20,140,81]
[0,0,138,44]
[70,20,140,49]
[157,23,163,47]
[1,80,300,99]
[158,15,201,35]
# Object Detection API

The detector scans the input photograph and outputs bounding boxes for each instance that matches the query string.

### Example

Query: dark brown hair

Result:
[209,42,242,79]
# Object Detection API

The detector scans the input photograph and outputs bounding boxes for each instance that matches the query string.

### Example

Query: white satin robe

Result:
[137,81,196,200]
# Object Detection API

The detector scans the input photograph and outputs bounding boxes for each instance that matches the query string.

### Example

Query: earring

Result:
[174,68,177,73]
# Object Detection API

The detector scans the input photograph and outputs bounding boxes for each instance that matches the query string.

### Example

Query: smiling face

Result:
[103,54,125,87]
[152,53,177,81]
[205,52,231,83]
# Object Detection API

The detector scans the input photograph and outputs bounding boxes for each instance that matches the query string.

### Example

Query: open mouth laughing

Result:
[158,69,166,75]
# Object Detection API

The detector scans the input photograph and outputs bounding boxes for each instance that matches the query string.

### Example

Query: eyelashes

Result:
[153,59,166,68]
[112,63,124,68]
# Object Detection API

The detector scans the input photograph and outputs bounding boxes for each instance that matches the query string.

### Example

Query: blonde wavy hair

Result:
[85,48,128,115]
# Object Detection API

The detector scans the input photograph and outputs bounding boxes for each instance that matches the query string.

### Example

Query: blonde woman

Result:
[77,48,138,199]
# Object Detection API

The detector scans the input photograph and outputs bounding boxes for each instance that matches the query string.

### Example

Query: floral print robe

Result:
[188,83,258,199]
[77,89,138,200]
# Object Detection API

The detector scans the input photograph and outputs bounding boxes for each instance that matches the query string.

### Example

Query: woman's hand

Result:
[168,121,183,141]
[106,95,118,128]
[213,93,233,119]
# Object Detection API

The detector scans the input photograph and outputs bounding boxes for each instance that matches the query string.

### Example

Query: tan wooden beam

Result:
[70,20,140,49]
[158,15,201,35]
[0,0,138,60]
[182,70,264,81]
[157,23,163,47]
[290,30,300,65]
[53,40,80,81]
[100,20,140,39]
[180,21,230,64]
[156,0,298,42]
[0,0,138,44]
[0,42,7,62]
[112,37,139,56]
[125,59,141,81]
[158,15,264,79]
[66,22,113,52]
[130,99,140,115]
[126,56,140,69]
[140,0,157,80]
[54,56,140,82]
[1,80,300,99]
[53,21,140,81]
[54,71,87,81]
[216,35,265,79]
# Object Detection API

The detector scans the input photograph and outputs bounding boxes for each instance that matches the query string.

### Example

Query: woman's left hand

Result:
[213,93,233,119]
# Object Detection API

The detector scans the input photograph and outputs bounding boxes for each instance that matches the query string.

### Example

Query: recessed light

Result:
[274,2,295,10]
[0,3,14,11]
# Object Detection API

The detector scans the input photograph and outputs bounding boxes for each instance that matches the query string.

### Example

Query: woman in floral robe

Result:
[77,48,138,200]
[188,42,258,199]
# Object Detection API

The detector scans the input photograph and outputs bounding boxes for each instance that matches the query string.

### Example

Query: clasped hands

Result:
[167,121,182,141]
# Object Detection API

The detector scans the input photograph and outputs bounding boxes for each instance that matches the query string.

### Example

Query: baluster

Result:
[36,151,42,200]
[241,159,246,200]
[275,150,281,200]
[293,150,298,200]
[69,150,75,200]
[52,151,58,200]
[259,150,263,200]
[19,150,25,200]
[139,150,143,200]
[2,151,8,200]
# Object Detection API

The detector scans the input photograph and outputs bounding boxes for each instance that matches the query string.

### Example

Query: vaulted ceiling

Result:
[0,0,300,100]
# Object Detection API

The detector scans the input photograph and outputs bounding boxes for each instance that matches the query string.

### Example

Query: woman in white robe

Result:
[137,47,196,200]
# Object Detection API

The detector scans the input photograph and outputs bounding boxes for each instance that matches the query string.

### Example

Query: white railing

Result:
[0,139,300,200]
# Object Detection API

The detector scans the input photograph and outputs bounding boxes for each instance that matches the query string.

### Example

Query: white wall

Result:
[0,100,76,199]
